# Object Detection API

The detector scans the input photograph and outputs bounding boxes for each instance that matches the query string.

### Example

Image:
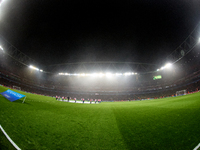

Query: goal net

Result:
[176,89,187,96]
[13,85,21,91]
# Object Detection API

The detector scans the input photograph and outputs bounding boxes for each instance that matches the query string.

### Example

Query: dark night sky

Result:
[0,0,200,66]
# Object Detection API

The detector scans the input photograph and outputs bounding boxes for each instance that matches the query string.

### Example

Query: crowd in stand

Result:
[1,73,199,101]
[0,50,200,101]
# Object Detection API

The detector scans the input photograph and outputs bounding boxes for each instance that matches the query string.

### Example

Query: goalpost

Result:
[13,85,21,91]
[176,89,187,96]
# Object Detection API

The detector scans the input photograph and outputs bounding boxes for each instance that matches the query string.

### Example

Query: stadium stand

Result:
[0,45,200,101]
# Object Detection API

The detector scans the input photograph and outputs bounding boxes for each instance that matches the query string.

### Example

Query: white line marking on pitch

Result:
[0,125,21,150]
[194,143,200,150]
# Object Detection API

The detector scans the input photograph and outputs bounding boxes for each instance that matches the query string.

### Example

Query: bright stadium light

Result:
[158,63,172,71]
[116,73,122,76]
[0,0,3,6]
[29,65,43,72]
[106,73,112,77]
[58,72,140,77]
[0,0,4,4]
[160,66,165,70]
[29,65,39,71]
[91,73,98,77]
[59,73,64,75]
[0,45,3,51]
[165,63,172,68]
[80,73,86,76]
[98,73,104,77]
[124,72,132,76]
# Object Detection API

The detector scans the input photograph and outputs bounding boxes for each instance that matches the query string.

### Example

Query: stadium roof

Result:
[0,0,200,67]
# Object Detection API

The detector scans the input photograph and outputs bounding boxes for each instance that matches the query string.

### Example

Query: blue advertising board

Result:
[0,89,26,102]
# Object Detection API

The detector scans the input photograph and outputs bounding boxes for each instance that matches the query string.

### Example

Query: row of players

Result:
[55,96,101,103]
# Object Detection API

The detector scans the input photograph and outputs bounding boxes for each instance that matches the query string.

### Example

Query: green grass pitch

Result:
[0,85,200,149]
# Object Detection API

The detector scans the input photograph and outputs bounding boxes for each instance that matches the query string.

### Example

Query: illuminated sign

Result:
[153,75,162,80]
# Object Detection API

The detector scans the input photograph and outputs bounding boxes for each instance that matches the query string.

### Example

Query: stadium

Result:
[0,1,200,150]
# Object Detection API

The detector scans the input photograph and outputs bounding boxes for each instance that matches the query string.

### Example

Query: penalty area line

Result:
[194,143,200,150]
[0,124,21,150]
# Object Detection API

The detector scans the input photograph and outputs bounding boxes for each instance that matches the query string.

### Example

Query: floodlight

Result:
[29,65,39,71]
[157,69,160,71]
[80,73,86,76]
[98,73,104,77]
[91,73,98,77]
[39,70,43,72]
[199,37,200,43]
[124,72,131,76]
[161,67,165,70]
[0,0,6,7]
[106,73,112,77]
[165,63,172,68]
[0,45,3,50]
[116,73,122,76]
